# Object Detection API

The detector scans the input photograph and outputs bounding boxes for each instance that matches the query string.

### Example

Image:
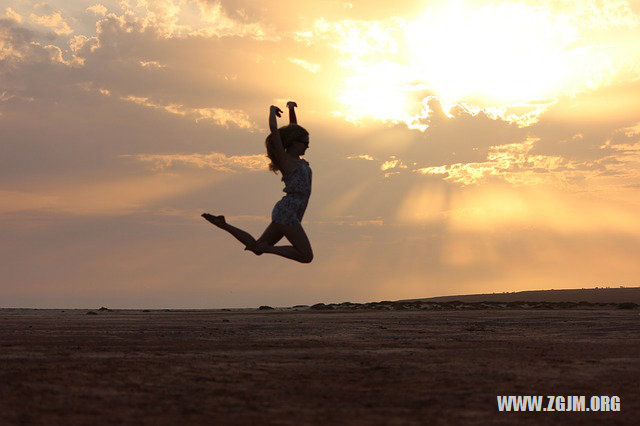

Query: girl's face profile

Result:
[290,136,309,155]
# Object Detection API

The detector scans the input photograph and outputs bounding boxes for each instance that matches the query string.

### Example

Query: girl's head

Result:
[265,124,310,173]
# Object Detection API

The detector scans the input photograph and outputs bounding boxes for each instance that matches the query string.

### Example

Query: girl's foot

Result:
[245,240,267,256]
[202,213,226,228]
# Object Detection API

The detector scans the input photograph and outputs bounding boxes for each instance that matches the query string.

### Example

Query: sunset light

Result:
[406,2,574,102]
[334,0,640,126]
[2,0,640,309]
[3,1,640,421]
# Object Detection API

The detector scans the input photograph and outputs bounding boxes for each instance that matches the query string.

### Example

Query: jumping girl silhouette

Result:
[202,101,313,263]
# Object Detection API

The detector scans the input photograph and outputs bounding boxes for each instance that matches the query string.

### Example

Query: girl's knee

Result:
[300,250,313,263]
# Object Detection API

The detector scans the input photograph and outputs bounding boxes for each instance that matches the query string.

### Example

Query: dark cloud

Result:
[0,13,270,180]
[0,17,35,47]
[363,81,640,185]
[392,97,527,167]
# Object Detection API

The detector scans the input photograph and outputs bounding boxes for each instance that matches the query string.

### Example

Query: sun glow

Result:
[405,2,576,104]
[337,61,417,125]
[334,0,637,127]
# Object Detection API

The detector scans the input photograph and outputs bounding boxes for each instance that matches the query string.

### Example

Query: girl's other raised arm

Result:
[286,101,297,124]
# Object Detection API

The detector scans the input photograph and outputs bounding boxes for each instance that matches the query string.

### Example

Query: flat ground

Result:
[1,308,638,425]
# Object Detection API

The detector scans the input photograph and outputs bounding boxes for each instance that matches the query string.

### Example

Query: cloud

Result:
[357,88,640,190]
[401,97,527,167]
[188,0,275,39]
[30,11,73,35]
[288,57,320,73]
[118,94,256,129]
[126,152,268,173]
[530,80,640,160]
[86,5,108,17]
[5,7,22,23]
[139,60,166,68]
[347,154,375,161]
[380,158,401,171]
[0,18,35,61]
[558,0,640,29]
[379,155,408,177]
[0,6,279,182]
[413,138,631,186]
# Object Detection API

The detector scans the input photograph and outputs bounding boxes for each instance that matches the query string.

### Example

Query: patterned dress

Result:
[271,160,312,225]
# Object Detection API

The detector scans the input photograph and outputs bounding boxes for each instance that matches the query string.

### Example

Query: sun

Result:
[405,2,576,105]
[334,0,612,127]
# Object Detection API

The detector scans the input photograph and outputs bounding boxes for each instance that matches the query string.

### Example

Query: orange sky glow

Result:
[1,0,640,308]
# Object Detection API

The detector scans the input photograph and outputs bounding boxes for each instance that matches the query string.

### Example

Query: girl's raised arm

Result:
[286,101,297,124]
[269,105,295,175]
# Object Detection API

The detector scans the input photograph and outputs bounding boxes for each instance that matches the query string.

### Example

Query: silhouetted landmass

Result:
[309,300,637,311]
[403,286,640,304]
[297,287,640,312]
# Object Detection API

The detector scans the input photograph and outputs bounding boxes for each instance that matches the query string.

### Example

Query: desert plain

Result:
[1,303,638,425]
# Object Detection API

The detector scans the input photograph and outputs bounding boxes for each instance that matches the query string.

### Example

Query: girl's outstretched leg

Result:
[258,222,313,263]
[202,213,257,249]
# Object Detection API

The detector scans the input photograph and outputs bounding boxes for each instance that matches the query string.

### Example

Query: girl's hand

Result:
[286,101,298,124]
[270,105,283,118]
[269,105,283,132]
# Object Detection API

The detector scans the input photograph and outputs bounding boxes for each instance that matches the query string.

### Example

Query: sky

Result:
[1,0,640,308]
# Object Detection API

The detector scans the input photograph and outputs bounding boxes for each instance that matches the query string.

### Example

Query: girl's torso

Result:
[282,159,312,198]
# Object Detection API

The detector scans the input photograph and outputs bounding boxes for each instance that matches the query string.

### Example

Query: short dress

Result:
[271,160,312,226]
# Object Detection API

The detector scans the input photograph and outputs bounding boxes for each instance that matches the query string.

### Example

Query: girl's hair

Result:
[265,124,309,173]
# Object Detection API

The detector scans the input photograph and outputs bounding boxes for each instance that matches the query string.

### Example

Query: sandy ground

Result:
[1,308,638,425]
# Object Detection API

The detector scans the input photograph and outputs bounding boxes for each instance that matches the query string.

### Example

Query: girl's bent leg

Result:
[245,222,284,255]
[256,222,284,246]
[260,222,313,263]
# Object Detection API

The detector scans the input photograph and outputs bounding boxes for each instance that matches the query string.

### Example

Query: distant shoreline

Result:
[2,287,639,311]
[403,286,640,304]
